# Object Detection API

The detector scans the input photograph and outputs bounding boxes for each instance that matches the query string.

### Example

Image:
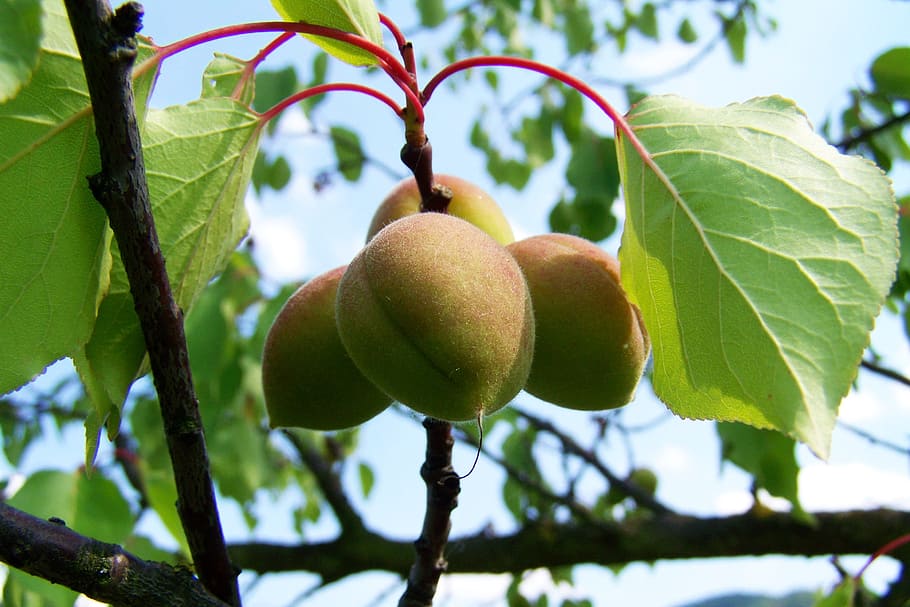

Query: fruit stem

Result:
[379,12,407,50]
[422,55,654,170]
[258,82,405,125]
[135,20,425,124]
[400,139,452,213]
[231,31,295,101]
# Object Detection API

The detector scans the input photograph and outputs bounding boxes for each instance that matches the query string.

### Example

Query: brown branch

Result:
[517,408,673,515]
[399,418,461,607]
[453,426,601,525]
[861,359,910,389]
[837,108,910,152]
[0,502,229,607]
[229,508,910,579]
[62,2,238,604]
[280,430,367,540]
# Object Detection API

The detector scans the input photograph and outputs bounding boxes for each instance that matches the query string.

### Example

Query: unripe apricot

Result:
[337,212,534,421]
[262,266,392,430]
[506,233,650,410]
[366,174,515,245]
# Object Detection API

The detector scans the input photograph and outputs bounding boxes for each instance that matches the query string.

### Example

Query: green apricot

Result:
[261,265,392,430]
[506,233,650,410]
[336,212,534,421]
[365,174,515,245]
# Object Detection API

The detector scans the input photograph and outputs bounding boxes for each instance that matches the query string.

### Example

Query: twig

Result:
[453,427,602,525]
[280,430,367,538]
[0,502,229,606]
[516,408,673,515]
[62,2,238,603]
[861,359,910,389]
[398,418,460,607]
[837,108,910,152]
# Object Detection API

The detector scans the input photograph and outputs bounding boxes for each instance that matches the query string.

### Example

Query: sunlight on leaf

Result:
[0,0,42,102]
[617,95,898,458]
[270,0,383,67]
[0,0,155,397]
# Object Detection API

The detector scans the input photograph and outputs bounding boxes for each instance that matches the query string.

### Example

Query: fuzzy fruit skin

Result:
[262,266,392,430]
[337,212,534,421]
[365,174,515,245]
[506,233,650,410]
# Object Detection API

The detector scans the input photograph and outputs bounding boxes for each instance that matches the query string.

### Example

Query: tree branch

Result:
[837,108,910,152]
[229,508,910,580]
[280,430,368,539]
[399,418,460,607]
[0,502,229,607]
[517,409,673,515]
[62,2,238,604]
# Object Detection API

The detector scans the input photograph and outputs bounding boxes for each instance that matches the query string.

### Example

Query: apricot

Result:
[262,266,392,430]
[365,174,515,245]
[336,212,534,421]
[506,233,650,410]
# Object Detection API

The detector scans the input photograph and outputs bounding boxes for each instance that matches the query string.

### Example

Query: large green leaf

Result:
[77,94,261,460]
[0,0,157,397]
[0,0,42,102]
[617,95,897,457]
[270,0,383,67]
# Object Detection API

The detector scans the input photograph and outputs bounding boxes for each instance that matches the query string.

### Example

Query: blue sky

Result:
[12,1,910,606]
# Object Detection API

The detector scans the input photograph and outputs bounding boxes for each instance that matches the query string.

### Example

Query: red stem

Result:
[422,56,652,167]
[258,82,404,124]
[856,532,910,579]
[231,31,295,100]
[140,21,424,123]
[379,12,407,50]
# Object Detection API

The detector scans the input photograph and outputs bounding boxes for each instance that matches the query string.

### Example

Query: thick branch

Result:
[0,502,228,607]
[399,419,460,607]
[229,508,910,580]
[62,2,238,604]
[837,108,910,152]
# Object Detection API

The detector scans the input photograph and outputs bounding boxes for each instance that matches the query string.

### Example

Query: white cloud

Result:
[800,462,910,511]
[652,443,692,474]
[838,389,884,424]
[248,206,311,283]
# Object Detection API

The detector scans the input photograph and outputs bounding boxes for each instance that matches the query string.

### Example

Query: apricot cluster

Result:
[261,175,650,430]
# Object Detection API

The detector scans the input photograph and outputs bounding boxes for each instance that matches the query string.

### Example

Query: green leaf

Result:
[270,0,384,67]
[0,0,157,397]
[617,95,898,457]
[7,469,133,543]
[331,125,365,181]
[564,4,594,56]
[717,422,810,520]
[870,47,910,99]
[677,18,697,44]
[358,461,375,498]
[417,0,446,27]
[4,569,77,607]
[0,0,42,102]
[814,579,856,607]
[722,14,747,63]
[253,65,299,115]
[77,97,261,460]
[635,3,659,40]
[200,53,254,105]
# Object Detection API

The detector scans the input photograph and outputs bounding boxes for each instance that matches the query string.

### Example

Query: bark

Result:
[0,502,229,607]
[61,1,238,604]
[228,508,910,579]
